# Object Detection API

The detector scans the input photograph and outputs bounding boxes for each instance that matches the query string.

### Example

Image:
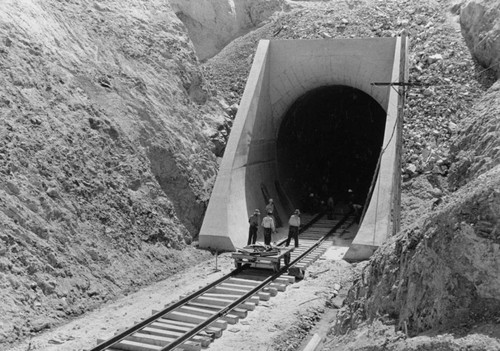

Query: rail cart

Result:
[232,245,294,272]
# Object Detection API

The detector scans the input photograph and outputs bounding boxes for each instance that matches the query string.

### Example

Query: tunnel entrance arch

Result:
[276,85,387,214]
[199,37,407,257]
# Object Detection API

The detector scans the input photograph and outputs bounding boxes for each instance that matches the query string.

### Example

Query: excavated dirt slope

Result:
[0,0,228,344]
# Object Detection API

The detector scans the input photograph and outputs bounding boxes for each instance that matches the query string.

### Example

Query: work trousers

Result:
[263,227,272,245]
[247,225,258,245]
[286,225,299,247]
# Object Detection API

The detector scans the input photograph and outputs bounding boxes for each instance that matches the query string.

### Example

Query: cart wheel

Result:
[274,262,280,272]
[284,253,290,266]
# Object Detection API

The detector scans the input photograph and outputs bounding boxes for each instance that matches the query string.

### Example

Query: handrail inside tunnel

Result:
[199,36,408,261]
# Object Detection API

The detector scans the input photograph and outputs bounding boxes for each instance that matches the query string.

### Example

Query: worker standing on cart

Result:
[247,209,260,245]
[285,209,301,248]
[261,211,275,246]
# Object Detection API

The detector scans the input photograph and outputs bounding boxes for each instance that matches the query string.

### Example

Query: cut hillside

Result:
[0,0,228,344]
[324,1,500,350]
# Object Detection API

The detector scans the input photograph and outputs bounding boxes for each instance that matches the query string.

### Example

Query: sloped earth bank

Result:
[0,0,225,346]
[3,1,500,351]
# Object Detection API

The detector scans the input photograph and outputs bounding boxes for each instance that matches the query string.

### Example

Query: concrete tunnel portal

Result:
[199,38,407,261]
[276,85,386,213]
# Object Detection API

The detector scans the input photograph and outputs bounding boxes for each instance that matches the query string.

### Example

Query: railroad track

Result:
[89,212,352,351]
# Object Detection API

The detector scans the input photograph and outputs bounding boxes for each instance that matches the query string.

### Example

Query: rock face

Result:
[0,0,226,344]
[336,167,500,335]
[460,0,500,78]
[448,81,500,188]
[336,39,500,349]
[169,0,285,60]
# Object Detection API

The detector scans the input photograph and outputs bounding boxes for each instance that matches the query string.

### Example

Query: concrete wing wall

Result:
[199,40,271,251]
[344,36,407,261]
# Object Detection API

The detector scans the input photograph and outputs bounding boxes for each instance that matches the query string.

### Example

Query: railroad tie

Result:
[141,325,212,347]
[262,286,278,296]
[219,282,278,297]
[161,312,227,330]
[108,339,164,351]
[202,292,260,305]
[176,305,240,325]
[227,277,261,287]
[208,285,248,295]
[114,335,201,351]
[129,333,200,350]
[154,319,223,338]
[186,301,248,318]
[193,296,256,311]
[276,275,296,284]
[257,291,271,301]
[269,282,287,292]
[229,277,288,292]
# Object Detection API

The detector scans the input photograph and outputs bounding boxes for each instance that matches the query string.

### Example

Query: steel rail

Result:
[89,213,326,351]
[160,212,351,351]
[89,266,245,351]
[285,211,351,268]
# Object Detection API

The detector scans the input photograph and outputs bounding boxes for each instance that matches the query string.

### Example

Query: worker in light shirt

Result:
[261,211,276,246]
[285,209,301,248]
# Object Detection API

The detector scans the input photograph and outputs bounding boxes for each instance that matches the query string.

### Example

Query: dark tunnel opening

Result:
[276,85,387,215]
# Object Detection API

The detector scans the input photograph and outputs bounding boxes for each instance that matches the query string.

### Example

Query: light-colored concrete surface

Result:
[344,36,408,261]
[200,38,407,258]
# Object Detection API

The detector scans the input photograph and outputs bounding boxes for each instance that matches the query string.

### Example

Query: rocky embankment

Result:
[460,0,500,79]
[0,0,228,344]
[330,0,500,349]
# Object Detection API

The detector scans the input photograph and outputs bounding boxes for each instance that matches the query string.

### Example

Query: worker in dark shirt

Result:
[285,209,301,248]
[247,209,260,245]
